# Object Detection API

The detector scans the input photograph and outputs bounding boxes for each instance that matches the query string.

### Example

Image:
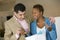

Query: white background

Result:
[55,17,60,40]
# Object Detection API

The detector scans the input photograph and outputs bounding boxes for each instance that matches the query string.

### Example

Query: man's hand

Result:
[16,28,26,35]
[20,28,27,35]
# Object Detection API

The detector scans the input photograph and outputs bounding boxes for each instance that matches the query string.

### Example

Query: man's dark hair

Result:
[33,4,44,15]
[14,3,26,13]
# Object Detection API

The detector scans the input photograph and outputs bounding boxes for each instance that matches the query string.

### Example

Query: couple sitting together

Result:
[4,3,57,40]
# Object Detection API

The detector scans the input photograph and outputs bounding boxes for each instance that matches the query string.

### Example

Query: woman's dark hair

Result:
[14,3,26,13]
[33,4,44,15]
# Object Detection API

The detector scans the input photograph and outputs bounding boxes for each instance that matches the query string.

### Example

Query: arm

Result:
[45,17,57,40]
[28,21,35,36]
[45,23,52,31]
[4,22,19,40]
[49,23,57,39]
[49,17,57,39]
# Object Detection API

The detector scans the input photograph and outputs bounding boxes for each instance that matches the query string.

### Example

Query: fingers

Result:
[16,28,25,35]
[16,28,21,35]
[49,17,55,24]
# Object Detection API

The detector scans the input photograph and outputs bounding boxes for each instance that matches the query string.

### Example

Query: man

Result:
[30,4,57,40]
[4,3,30,40]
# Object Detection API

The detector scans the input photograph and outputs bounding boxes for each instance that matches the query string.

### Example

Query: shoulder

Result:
[4,17,14,25]
[44,17,49,21]
[30,20,36,28]
[30,20,36,24]
[44,17,50,23]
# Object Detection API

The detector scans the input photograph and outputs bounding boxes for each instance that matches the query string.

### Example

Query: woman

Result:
[30,4,57,40]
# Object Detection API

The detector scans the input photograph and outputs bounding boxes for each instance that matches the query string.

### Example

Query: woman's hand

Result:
[44,22,52,31]
[49,17,55,24]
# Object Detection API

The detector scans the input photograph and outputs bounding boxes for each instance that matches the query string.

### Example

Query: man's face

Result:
[14,11,25,20]
[32,8,42,20]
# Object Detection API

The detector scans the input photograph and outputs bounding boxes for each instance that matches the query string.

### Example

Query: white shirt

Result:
[36,26,46,40]
[25,26,46,40]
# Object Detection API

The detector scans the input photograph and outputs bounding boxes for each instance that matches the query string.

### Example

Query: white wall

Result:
[15,0,60,17]
[55,17,60,40]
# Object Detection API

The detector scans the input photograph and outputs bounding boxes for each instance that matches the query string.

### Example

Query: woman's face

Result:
[32,8,42,20]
